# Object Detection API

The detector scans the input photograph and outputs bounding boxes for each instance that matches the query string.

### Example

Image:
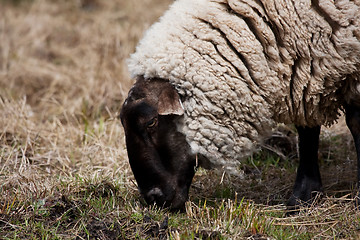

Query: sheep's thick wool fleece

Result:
[128,0,360,168]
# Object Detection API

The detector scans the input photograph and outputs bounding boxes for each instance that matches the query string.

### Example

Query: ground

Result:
[1,0,360,239]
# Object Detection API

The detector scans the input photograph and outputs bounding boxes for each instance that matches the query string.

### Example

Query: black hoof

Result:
[286,191,323,214]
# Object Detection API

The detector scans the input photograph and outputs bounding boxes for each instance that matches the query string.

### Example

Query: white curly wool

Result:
[127,0,360,169]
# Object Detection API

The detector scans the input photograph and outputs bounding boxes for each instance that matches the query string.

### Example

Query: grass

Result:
[1,0,360,239]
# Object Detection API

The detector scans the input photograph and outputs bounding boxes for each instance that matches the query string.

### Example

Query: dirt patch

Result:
[143,215,169,239]
[195,229,221,239]
[80,219,122,240]
[46,195,82,222]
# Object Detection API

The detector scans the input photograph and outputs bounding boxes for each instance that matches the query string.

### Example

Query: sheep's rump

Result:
[128,0,360,168]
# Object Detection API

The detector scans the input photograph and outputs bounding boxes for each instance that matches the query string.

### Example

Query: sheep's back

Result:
[127,0,360,168]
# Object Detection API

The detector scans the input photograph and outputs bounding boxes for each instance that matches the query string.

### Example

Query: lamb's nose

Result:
[145,187,164,204]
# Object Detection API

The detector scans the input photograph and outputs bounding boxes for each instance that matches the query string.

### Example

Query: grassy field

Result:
[1,0,360,239]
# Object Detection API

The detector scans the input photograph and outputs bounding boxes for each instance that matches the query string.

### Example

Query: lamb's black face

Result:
[120,77,196,210]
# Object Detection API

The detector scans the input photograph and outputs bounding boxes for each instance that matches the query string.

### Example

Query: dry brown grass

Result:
[0,0,172,238]
[1,0,360,239]
[0,0,171,191]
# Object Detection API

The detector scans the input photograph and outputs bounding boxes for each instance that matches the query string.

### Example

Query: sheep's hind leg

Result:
[287,126,323,211]
[345,103,360,207]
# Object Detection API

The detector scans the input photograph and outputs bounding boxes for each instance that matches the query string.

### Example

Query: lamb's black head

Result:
[120,77,196,211]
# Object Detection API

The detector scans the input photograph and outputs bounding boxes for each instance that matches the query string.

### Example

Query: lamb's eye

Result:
[147,117,158,128]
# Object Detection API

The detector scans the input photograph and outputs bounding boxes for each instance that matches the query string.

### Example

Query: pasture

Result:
[0,0,360,239]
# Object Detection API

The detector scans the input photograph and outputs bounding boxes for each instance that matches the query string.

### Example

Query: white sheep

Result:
[121,0,360,210]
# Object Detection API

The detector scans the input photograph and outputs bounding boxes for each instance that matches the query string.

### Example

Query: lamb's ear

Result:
[158,86,184,115]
